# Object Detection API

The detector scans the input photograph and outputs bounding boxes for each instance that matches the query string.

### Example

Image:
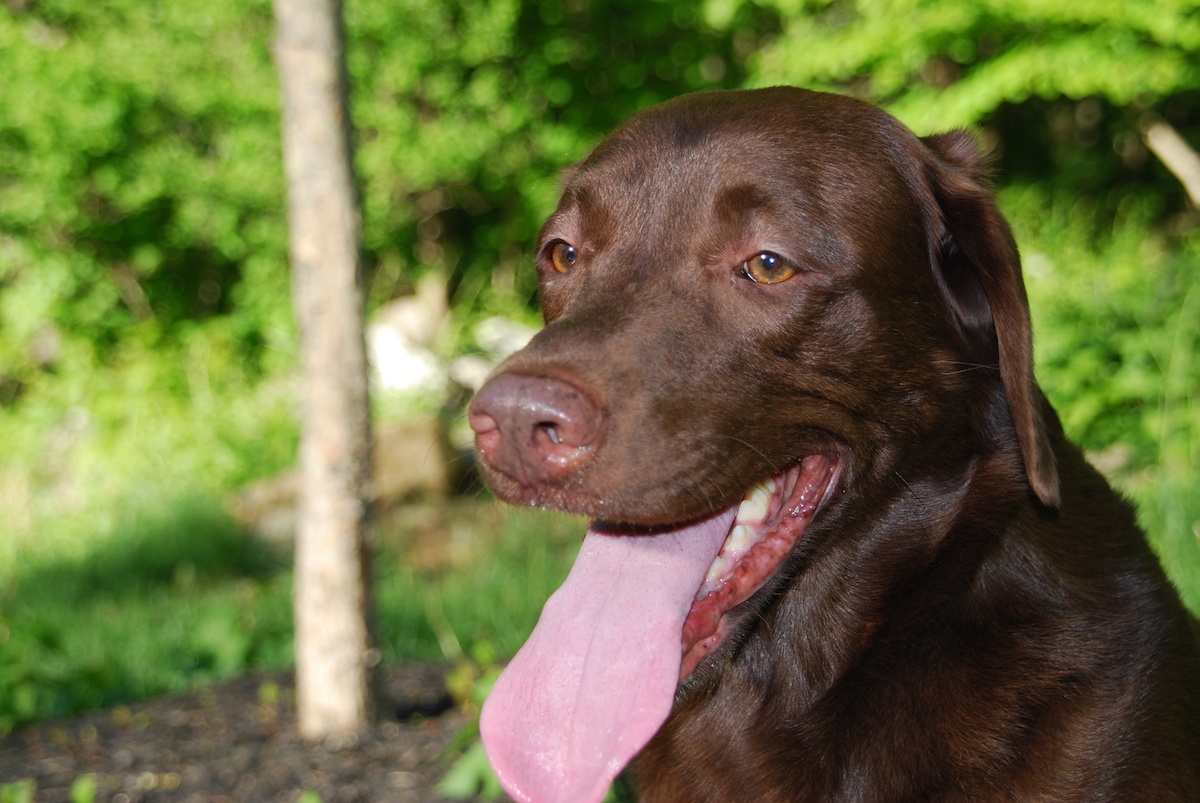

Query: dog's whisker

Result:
[935,360,999,376]
[891,469,931,517]
[707,433,777,471]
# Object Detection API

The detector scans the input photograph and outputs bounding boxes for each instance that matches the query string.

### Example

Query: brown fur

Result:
[470,88,1200,801]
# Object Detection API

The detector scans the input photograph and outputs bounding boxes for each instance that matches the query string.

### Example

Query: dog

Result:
[466,87,1200,802]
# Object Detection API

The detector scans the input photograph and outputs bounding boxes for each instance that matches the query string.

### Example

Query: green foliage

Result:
[0,363,299,578]
[438,739,505,801]
[750,0,1200,131]
[0,0,287,394]
[1007,187,1200,607]
[0,615,115,736]
[0,499,294,734]
[0,0,295,588]
[0,0,779,414]
[0,500,580,735]
[1009,188,1197,462]
[374,508,581,664]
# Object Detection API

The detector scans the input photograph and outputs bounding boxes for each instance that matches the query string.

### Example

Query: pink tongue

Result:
[480,506,737,803]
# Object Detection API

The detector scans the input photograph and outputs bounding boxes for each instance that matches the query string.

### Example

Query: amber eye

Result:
[549,242,577,273]
[742,252,797,284]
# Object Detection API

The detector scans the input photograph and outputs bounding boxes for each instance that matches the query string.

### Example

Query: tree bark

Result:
[272,0,377,739]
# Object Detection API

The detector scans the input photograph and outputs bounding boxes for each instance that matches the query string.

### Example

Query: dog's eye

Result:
[742,252,797,284]
[549,242,577,274]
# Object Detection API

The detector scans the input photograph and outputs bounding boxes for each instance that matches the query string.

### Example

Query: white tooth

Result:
[736,478,775,523]
[705,556,729,584]
[725,524,755,554]
[735,493,766,523]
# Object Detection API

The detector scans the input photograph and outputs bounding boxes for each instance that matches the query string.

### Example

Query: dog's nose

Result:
[469,373,602,486]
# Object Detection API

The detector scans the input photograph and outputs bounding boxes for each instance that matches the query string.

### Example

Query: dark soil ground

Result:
[0,663,475,802]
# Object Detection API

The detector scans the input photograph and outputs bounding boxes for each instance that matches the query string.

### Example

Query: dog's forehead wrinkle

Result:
[586,134,913,281]
[579,146,719,216]
[541,185,616,255]
[538,200,578,247]
[572,150,854,285]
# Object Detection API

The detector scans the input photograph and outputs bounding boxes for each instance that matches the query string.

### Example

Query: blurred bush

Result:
[0,0,776,401]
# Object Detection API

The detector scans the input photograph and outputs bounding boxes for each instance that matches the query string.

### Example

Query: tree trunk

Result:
[272,0,377,739]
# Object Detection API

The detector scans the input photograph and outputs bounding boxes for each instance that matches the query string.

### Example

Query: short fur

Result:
[470,88,1200,801]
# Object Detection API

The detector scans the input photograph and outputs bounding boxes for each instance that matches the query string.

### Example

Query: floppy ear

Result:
[920,131,1061,509]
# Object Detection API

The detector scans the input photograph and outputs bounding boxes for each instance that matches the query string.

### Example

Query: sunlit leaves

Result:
[751,0,1200,132]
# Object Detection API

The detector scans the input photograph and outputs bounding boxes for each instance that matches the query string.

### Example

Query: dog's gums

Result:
[680,455,839,680]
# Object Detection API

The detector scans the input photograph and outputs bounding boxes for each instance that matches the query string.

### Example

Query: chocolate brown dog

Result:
[468,87,1200,802]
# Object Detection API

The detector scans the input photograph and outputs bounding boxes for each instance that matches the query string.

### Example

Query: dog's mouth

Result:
[680,454,839,680]
[480,453,841,803]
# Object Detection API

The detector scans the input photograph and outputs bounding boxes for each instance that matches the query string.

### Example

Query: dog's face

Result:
[471,87,1060,803]
[478,89,1053,527]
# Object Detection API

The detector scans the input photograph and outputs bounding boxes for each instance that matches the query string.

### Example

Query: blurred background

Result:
[1,0,1197,774]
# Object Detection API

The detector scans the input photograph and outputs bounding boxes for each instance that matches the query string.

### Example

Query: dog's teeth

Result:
[736,478,775,523]
[705,555,729,584]
[710,479,777,587]
[725,524,755,554]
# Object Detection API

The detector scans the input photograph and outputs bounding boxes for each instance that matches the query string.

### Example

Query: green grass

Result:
[0,487,581,735]
[0,499,292,733]
[374,502,583,664]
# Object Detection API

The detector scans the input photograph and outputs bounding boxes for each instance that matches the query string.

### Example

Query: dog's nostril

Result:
[537,422,563,445]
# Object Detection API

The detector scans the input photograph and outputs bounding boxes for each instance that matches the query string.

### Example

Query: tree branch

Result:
[1139,113,1200,208]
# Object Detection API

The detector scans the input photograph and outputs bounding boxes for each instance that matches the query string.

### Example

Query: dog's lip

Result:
[677,454,841,680]
[584,457,838,536]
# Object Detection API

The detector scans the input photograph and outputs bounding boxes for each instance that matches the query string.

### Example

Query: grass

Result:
[373,501,584,664]
[0,498,290,733]
[0,484,582,736]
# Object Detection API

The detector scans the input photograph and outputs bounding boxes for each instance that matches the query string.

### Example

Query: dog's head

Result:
[470,87,1060,803]
[474,87,1058,520]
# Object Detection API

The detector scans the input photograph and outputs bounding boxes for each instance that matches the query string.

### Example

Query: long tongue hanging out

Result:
[480,508,738,803]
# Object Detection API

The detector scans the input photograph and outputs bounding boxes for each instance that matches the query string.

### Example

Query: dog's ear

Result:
[920,130,1061,509]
